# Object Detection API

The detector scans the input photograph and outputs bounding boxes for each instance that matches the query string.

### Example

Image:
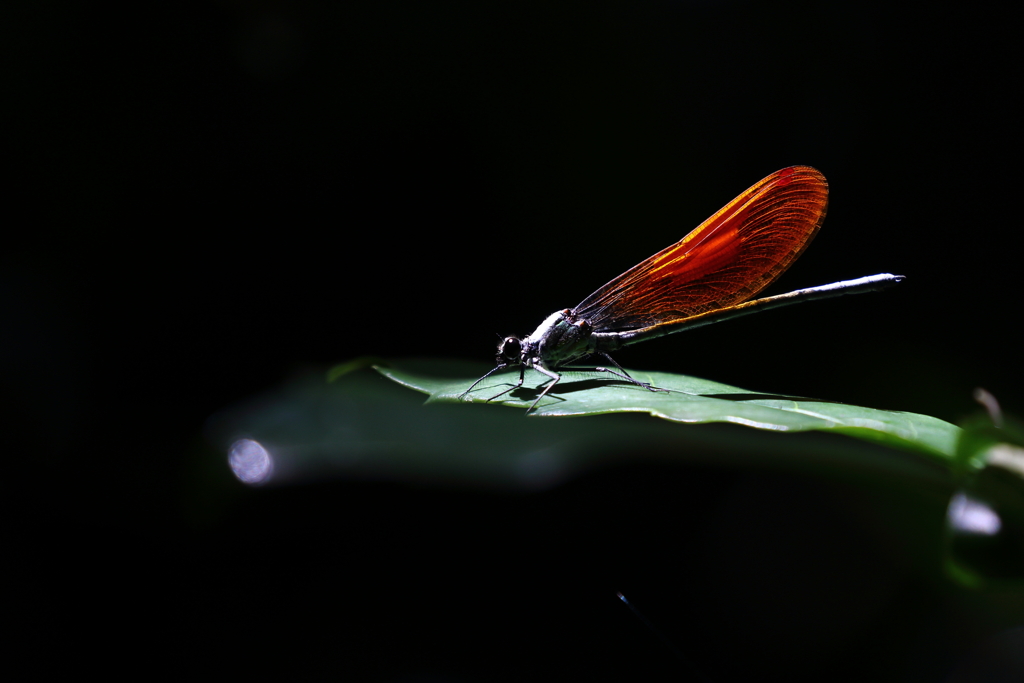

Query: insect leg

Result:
[525,364,562,414]
[460,364,509,400]
[484,365,527,402]
[594,352,668,393]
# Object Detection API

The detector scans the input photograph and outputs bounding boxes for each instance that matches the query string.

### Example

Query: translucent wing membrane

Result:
[574,166,828,332]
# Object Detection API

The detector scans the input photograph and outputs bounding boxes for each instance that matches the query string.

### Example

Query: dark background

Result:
[7,1,1023,680]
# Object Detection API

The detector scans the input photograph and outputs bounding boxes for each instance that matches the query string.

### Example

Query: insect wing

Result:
[574,166,828,332]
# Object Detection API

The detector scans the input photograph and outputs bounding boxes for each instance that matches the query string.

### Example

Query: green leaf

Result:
[374,359,959,460]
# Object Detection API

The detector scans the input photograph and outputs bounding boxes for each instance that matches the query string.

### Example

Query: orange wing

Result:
[574,166,828,331]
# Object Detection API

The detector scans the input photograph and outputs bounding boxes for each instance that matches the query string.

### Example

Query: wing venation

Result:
[574,166,828,331]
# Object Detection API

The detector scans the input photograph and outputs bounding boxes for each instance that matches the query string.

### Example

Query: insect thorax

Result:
[522,308,595,367]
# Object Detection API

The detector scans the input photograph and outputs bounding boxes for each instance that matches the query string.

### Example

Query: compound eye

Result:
[497,336,521,362]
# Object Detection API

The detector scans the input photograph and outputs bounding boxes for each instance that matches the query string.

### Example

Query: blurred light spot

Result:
[947,492,1002,536]
[972,387,1004,427]
[228,439,273,485]
[986,443,1024,479]
[514,447,567,489]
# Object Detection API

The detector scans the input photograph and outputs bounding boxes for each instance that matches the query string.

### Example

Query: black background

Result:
[8,2,1023,680]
